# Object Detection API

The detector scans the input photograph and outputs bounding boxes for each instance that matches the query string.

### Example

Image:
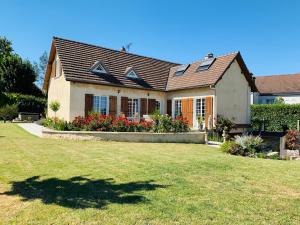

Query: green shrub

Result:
[0,92,46,114]
[41,118,72,131]
[152,114,173,133]
[251,104,300,132]
[221,141,241,154]
[49,101,60,117]
[215,115,234,135]
[235,135,263,156]
[0,104,18,122]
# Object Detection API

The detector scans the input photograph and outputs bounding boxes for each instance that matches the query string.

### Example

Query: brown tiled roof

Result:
[166,52,257,91]
[43,37,256,92]
[255,73,300,94]
[44,37,178,91]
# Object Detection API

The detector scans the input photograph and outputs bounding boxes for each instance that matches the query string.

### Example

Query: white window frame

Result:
[128,98,140,119]
[93,95,109,115]
[194,98,206,129]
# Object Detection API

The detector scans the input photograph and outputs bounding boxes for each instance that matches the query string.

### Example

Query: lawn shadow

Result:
[1,176,167,209]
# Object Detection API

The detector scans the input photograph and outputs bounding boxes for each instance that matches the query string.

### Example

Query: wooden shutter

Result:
[148,99,156,114]
[121,97,129,117]
[181,98,193,126]
[109,96,117,117]
[167,100,172,116]
[140,98,147,116]
[85,94,93,117]
[205,96,213,128]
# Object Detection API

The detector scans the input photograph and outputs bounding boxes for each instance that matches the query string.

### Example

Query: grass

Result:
[0,123,300,225]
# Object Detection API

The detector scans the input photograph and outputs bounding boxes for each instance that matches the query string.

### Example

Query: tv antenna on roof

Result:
[125,43,132,52]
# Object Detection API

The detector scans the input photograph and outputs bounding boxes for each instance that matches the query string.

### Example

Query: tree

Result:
[0,36,13,57]
[49,101,60,118]
[34,51,48,88]
[0,36,43,96]
[274,97,285,104]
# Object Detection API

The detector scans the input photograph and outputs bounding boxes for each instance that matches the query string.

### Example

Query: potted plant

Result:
[197,116,205,131]
[280,130,300,159]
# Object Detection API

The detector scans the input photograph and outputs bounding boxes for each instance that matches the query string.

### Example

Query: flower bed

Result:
[41,113,190,133]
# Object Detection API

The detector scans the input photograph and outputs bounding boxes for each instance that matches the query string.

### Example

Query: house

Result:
[43,37,257,129]
[252,74,300,104]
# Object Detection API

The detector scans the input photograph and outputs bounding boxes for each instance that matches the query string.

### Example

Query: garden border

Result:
[42,129,205,144]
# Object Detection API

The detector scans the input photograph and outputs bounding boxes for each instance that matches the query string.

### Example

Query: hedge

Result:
[0,92,46,114]
[251,104,300,132]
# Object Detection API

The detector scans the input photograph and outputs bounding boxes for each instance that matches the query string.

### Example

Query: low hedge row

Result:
[0,92,46,114]
[251,104,300,132]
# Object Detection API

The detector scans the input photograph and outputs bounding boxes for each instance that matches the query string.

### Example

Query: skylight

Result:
[196,58,215,72]
[90,61,107,74]
[175,64,190,76]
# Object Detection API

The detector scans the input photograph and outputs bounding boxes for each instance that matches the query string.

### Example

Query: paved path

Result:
[18,123,46,137]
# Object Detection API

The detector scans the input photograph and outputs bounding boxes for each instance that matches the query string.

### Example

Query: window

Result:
[174,100,182,117]
[126,69,139,79]
[128,98,139,117]
[155,100,161,112]
[55,57,60,78]
[90,61,107,74]
[265,99,274,104]
[196,98,206,121]
[93,96,108,115]
[196,58,215,71]
[175,64,189,76]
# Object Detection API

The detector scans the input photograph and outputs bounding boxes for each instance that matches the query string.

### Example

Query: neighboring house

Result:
[252,74,300,104]
[43,37,257,129]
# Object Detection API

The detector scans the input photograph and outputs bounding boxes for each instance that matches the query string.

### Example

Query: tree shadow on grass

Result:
[1,176,167,209]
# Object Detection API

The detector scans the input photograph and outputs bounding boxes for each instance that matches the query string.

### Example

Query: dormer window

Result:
[175,64,190,76]
[90,61,108,74]
[125,67,140,79]
[196,58,215,72]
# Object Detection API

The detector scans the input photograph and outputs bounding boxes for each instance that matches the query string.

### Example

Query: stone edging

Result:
[42,129,206,144]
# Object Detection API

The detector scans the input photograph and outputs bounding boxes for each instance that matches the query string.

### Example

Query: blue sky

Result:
[1,0,299,76]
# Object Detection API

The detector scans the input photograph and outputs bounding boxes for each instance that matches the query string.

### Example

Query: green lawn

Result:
[0,123,300,225]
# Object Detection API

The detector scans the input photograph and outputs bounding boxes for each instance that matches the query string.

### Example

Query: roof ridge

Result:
[188,51,239,66]
[53,36,179,66]
[255,73,300,78]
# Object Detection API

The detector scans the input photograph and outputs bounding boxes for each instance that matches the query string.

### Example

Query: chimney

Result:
[204,53,214,60]
[120,46,126,52]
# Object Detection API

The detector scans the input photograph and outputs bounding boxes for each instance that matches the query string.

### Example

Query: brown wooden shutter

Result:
[167,100,172,116]
[109,96,117,117]
[148,99,156,114]
[121,96,129,117]
[140,98,147,116]
[205,96,213,128]
[85,94,93,117]
[182,98,193,126]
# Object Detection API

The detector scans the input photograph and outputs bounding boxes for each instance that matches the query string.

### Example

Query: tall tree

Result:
[0,36,43,96]
[34,51,48,88]
[0,36,13,57]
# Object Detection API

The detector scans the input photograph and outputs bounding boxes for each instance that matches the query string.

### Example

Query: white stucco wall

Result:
[69,82,166,121]
[215,59,251,124]
[47,72,71,121]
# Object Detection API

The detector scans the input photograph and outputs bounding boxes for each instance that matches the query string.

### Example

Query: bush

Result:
[234,135,263,156]
[251,104,300,132]
[0,92,46,114]
[172,116,190,133]
[221,141,241,155]
[0,104,18,122]
[285,130,299,150]
[215,115,234,135]
[41,118,72,131]
[152,114,189,133]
